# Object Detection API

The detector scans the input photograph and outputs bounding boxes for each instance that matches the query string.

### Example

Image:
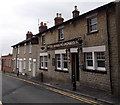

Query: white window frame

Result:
[23,58,26,70]
[56,54,61,70]
[40,53,48,69]
[83,46,106,71]
[62,54,68,71]
[17,58,19,68]
[85,52,94,70]
[95,52,105,71]
[88,16,98,33]
[58,28,64,40]
[55,49,68,71]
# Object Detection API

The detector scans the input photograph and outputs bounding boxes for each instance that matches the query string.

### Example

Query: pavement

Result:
[2,72,120,105]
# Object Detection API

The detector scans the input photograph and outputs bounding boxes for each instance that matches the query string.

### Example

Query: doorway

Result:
[71,53,79,82]
[32,59,36,77]
[19,60,22,73]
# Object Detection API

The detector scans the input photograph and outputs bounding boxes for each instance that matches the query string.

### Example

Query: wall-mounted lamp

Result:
[77,40,82,44]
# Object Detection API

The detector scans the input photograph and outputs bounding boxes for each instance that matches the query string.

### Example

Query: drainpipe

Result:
[15,46,18,74]
[106,6,113,94]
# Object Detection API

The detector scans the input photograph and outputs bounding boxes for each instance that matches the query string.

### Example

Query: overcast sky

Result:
[0,0,114,56]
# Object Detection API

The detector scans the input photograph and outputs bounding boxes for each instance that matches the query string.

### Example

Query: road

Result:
[1,73,103,104]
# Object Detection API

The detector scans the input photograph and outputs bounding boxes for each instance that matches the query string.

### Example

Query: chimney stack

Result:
[72,6,80,18]
[54,13,64,25]
[26,31,33,40]
[39,22,47,33]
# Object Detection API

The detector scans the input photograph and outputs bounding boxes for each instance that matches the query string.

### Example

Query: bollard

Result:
[72,75,76,91]
[41,72,43,82]
[17,71,19,77]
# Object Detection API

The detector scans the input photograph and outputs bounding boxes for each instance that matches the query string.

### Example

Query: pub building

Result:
[37,4,111,93]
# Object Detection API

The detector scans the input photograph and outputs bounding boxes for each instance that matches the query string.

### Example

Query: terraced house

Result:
[12,1,120,97]
[12,31,39,77]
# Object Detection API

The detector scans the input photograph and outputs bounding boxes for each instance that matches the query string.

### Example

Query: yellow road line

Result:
[5,74,100,104]
[46,87,98,104]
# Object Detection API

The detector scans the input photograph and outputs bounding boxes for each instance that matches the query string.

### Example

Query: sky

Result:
[0,0,114,56]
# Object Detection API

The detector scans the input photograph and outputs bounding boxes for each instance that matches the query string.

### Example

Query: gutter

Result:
[106,5,113,94]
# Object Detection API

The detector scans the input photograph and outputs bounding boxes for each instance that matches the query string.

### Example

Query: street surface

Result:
[1,73,105,104]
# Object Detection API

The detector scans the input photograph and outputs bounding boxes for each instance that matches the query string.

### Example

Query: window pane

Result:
[87,60,93,66]
[91,17,97,24]
[96,52,105,68]
[97,61,105,67]
[56,54,61,68]
[40,57,43,67]
[97,52,105,59]
[45,62,47,68]
[44,56,47,62]
[58,29,64,40]
[86,52,93,67]
[63,62,68,68]
[88,17,97,33]
[58,61,61,68]
[44,56,48,68]
[86,52,92,59]
[63,54,68,69]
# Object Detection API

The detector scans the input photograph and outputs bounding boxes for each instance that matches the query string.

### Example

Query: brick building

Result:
[12,1,120,97]
[1,54,13,72]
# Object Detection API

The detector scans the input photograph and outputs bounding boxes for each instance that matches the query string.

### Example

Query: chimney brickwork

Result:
[72,6,80,18]
[54,13,64,25]
[26,31,33,40]
[39,22,47,33]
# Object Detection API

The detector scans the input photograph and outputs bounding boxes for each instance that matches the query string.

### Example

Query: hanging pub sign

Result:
[47,37,82,50]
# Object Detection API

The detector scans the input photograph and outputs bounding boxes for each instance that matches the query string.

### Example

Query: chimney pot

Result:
[56,13,59,17]
[59,13,61,17]
[40,22,44,26]
[72,5,80,18]
[75,6,77,10]
[44,23,47,26]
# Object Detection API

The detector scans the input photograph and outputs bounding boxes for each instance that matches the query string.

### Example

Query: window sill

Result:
[39,68,48,71]
[58,39,64,41]
[87,30,99,35]
[55,69,69,73]
[83,69,107,74]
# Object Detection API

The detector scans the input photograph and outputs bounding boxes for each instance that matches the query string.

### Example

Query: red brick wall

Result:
[1,55,13,72]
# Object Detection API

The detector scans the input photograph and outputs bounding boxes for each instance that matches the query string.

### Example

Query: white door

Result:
[19,59,22,73]
[32,59,36,77]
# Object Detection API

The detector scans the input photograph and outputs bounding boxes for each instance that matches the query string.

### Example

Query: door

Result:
[72,53,79,82]
[19,60,22,73]
[32,59,36,77]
